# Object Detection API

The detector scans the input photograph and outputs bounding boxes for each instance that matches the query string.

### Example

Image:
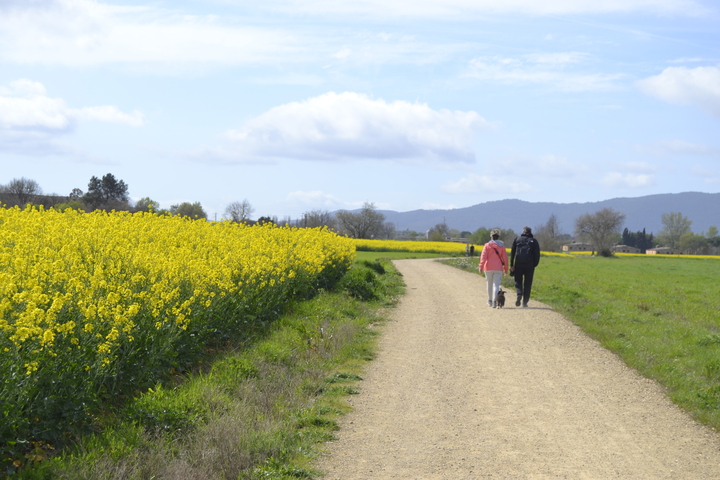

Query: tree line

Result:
[0,175,210,220]
[2,176,718,254]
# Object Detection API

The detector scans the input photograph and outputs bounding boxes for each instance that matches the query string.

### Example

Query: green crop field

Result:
[444,252,720,430]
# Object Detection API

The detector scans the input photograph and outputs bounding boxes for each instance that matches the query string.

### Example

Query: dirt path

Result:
[314,258,720,479]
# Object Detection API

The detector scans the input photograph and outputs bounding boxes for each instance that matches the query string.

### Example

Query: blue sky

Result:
[1,0,719,222]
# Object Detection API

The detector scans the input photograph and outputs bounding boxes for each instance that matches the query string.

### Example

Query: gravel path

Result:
[314,258,720,479]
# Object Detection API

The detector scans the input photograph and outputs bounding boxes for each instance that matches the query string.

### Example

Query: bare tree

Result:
[3,177,43,206]
[574,208,626,257]
[658,212,692,248]
[299,209,335,229]
[427,221,449,241]
[335,202,386,239]
[534,214,563,252]
[380,221,397,239]
[225,200,254,223]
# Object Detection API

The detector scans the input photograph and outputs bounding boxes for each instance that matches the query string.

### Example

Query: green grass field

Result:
[445,253,720,430]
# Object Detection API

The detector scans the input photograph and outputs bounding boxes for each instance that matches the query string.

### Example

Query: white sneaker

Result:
[487,300,493,307]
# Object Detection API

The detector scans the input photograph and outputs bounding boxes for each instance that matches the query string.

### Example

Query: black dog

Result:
[495,289,506,308]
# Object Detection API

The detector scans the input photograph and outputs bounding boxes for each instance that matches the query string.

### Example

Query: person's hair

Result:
[522,226,532,235]
[491,228,500,240]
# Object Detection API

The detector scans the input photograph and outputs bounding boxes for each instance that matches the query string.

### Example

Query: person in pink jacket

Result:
[479,229,509,307]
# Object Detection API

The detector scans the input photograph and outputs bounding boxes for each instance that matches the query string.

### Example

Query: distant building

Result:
[611,245,641,254]
[646,247,684,255]
[562,242,593,252]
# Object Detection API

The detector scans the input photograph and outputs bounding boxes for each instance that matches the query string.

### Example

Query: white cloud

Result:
[621,161,658,173]
[223,92,490,163]
[0,91,70,130]
[637,66,720,117]
[601,172,655,188]
[259,0,707,17]
[72,106,144,127]
[441,174,532,194]
[533,154,588,177]
[634,139,719,156]
[286,190,344,207]
[420,202,460,210]
[0,79,144,156]
[465,55,624,91]
[690,164,717,177]
[0,79,144,130]
[0,1,307,67]
[1,1,707,72]
[333,48,353,60]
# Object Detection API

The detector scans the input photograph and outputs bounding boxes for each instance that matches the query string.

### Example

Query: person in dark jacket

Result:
[510,226,541,308]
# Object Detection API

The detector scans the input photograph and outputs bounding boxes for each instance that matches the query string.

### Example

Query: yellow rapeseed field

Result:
[353,238,470,255]
[0,206,354,453]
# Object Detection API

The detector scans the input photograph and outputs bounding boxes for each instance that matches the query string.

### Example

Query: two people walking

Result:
[479,229,508,308]
[479,226,541,308]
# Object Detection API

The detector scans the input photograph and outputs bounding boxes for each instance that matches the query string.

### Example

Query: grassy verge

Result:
[443,254,720,430]
[17,259,404,480]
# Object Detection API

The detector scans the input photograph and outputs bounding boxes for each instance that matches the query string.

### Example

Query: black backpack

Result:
[515,236,534,266]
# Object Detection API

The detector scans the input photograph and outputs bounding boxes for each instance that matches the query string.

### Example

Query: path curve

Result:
[315,258,720,479]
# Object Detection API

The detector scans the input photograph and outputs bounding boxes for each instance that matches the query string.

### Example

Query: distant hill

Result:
[376,192,720,236]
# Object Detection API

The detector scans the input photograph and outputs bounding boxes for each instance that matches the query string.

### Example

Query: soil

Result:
[314,258,720,479]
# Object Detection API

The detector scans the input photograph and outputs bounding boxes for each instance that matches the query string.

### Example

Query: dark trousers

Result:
[513,266,535,304]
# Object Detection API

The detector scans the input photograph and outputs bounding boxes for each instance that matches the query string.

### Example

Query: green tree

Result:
[135,197,160,213]
[679,232,709,255]
[470,227,491,245]
[574,208,626,257]
[170,201,207,220]
[658,212,692,249]
[256,216,277,225]
[621,227,655,253]
[334,202,386,239]
[52,200,84,212]
[82,173,130,210]
[470,227,515,246]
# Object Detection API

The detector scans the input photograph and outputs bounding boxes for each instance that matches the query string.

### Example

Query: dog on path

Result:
[495,289,506,308]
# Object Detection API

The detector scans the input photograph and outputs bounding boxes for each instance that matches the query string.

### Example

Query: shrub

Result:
[337,267,378,301]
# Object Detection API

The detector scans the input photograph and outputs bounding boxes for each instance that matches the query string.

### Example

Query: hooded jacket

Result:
[510,233,541,268]
[479,239,509,274]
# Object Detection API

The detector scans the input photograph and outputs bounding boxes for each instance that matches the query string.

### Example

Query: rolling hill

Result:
[377,192,720,236]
